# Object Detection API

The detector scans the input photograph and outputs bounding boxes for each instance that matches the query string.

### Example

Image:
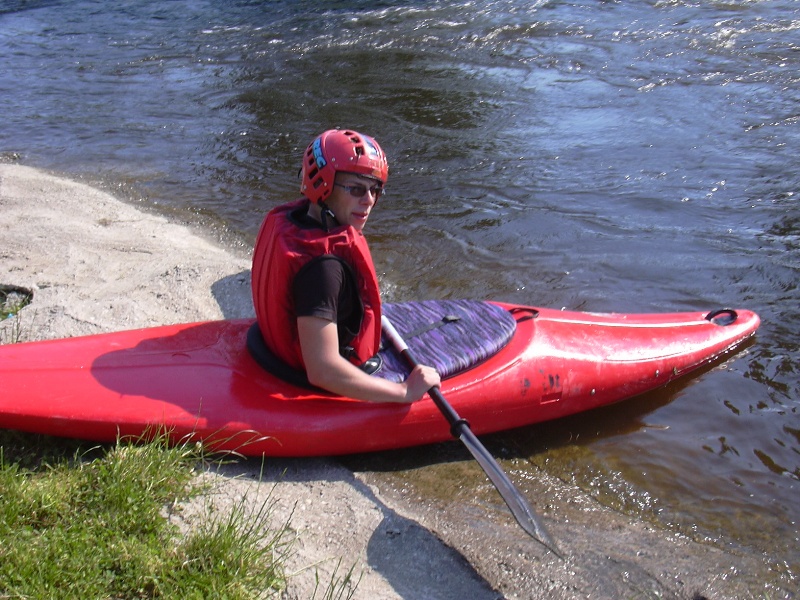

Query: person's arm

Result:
[297,315,440,403]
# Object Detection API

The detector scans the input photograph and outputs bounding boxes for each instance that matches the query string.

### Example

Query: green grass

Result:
[0,431,358,599]
[0,286,31,321]
[0,286,33,344]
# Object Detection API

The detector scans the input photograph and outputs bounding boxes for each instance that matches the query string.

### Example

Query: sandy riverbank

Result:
[0,163,788,599]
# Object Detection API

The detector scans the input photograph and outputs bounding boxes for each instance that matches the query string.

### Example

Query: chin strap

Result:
[318,200,338,232]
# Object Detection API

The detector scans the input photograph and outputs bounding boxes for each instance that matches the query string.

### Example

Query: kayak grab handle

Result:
[705,308,738,326]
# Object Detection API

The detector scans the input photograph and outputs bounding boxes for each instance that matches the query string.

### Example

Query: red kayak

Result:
[0,300,759,456]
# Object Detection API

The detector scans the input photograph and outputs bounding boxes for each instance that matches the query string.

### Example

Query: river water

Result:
[1,0,797,590]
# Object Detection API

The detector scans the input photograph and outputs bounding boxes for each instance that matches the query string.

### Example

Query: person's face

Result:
[326,173,384,231]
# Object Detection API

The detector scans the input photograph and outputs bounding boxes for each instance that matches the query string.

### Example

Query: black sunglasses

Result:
[334,182,384,199]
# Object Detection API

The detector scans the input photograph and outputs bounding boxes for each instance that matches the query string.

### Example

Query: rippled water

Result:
[1,0,797,587]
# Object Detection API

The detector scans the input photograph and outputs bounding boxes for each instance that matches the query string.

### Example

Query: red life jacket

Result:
[251,198,382,372]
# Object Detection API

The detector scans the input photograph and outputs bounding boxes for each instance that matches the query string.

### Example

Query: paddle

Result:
[381,315,561,556]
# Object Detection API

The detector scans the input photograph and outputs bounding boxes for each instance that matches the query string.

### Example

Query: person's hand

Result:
[404,364,441,403]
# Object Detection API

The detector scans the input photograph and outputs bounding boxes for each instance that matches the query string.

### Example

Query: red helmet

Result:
[300,129,389,204]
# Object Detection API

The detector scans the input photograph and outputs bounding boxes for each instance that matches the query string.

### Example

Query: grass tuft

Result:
[0,431,292,599]
[0,285,33,344]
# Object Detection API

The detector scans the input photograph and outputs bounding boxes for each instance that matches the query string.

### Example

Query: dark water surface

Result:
[1,0,797,589]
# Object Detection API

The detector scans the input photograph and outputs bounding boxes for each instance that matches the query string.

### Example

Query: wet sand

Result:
[0,163,788,599]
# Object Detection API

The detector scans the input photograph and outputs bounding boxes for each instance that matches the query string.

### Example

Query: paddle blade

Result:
[459,427,561,556]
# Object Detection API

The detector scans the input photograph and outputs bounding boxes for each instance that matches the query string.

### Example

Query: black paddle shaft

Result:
[381,316,561,556]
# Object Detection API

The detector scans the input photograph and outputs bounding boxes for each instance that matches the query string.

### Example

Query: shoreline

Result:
[0,163,789,599]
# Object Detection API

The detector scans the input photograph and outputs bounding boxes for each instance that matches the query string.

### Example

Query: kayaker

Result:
[251,129,441,403]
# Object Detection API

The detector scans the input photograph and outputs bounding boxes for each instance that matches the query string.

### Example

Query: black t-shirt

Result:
[290,206,364,351]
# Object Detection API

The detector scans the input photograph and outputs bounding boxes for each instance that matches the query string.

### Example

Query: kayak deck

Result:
[0,302,759,456]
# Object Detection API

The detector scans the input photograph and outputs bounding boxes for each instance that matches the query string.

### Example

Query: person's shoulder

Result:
[299,254,348,277]
[295,255,352,295]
